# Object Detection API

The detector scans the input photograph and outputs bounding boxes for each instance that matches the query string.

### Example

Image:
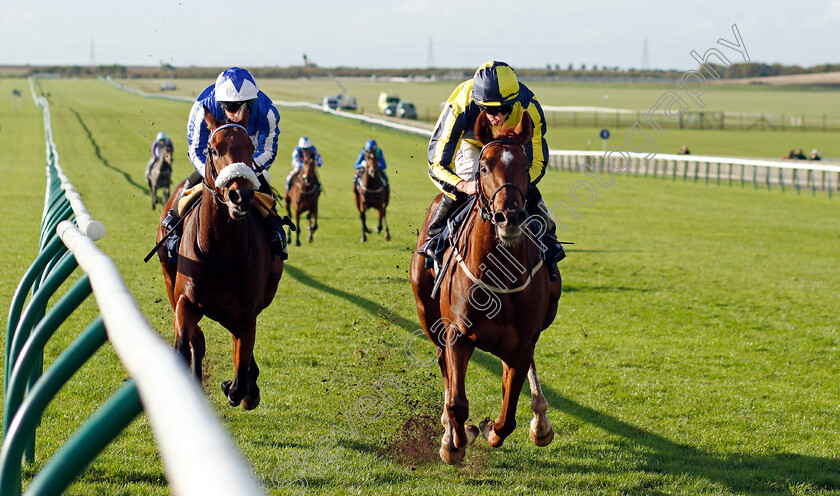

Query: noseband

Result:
[476,139,528,223]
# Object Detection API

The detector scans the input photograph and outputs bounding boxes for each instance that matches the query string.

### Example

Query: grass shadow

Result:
[69,107,149,193]
[285,263,840,493]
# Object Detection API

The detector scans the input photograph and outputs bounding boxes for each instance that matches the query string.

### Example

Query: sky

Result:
[1,0,838,71]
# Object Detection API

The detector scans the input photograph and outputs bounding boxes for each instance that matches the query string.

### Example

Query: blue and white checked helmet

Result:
[298,136,312,149]
[214,67,259,102]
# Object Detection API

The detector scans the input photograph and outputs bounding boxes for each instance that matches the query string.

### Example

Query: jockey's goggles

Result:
[478,104,513,116]
[220,100,253,112]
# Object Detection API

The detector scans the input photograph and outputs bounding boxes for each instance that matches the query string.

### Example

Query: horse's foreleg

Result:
[527,360,554,446]
[380,207,390,241]
[360,210,369,242]
[307,210,316,243]
[224,321,258,409]
[294,210,302,246]
[444,333,478,452]
[480,352,531,448]
[190,327,206,382]
[174,295,202,380]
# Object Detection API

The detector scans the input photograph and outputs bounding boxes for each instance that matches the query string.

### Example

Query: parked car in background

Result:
[396,102,417,119]
[322,96,339,110]
[383,103,398,117]
[378,92,400,113]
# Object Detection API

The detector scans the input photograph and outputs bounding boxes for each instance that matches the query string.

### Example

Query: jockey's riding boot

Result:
[421,194,458,263]
[163,170,202,232]
[380,169,389,186]
[257,173,289,260]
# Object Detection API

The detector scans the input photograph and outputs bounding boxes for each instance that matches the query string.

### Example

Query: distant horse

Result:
[353,149,390,242]
[156,108,283,410]
[147,143,173,209]
[409,111,562,464]
[284,149,320,245]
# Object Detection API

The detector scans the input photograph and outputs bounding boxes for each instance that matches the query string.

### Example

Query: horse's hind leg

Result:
[527,359,554,446]
[480,352,531,447]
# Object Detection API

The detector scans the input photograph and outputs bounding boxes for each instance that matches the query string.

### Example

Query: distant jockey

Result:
[353,139,388,184]
[286,136,323,193]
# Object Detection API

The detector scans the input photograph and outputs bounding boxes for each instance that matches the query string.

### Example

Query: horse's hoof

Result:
[479,419,504,447]
[529,418,555,447]
[221,380,232,395]
[439,444,466,465]
[385,233,391,241]
[295,240,301,246]
[241,394,260,410]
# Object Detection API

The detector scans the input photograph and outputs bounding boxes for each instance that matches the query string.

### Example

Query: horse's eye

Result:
[480,165,488,175]
[209,148,218,157]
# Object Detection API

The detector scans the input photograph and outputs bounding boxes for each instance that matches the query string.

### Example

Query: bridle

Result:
[475,139,529,223]
[203,123,251,204]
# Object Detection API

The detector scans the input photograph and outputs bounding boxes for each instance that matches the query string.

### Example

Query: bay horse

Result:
[353,149,390,242]
[156,108,283,410]
[147,143,173,209]
[284,150,320,245]
[409,111,562,464]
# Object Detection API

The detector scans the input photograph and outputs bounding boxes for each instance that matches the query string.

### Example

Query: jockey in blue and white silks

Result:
[186,68,281,178]
[164,67,289,260]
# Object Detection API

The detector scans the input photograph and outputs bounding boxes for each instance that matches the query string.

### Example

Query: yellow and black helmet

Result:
[472,61,520,106]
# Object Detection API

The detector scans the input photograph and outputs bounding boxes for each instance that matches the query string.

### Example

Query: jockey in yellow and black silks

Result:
[422,61,565,276]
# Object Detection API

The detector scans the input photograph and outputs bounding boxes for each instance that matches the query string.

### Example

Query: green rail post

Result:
[4,237,66,390]
[0,318,107,496]
[24,380,143,496]
[3,277,92,449]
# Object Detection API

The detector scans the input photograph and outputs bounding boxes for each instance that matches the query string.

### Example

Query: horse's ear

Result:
[474,111,495,146]
[203,105,220,132]
[513,111,533,146]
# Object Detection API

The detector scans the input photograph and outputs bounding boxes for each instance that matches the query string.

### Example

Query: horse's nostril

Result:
[228,189,241,204]
[494,212,507,224]
[515,209,527,224]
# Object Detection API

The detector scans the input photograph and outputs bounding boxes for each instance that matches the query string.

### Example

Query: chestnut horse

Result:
[147,143,173,210]
[409,111,562,464]
[284,149,320,245]
[156,109,283,410]
[353,149,390,242]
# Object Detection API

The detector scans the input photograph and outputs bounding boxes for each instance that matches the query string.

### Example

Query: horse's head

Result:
[203,107,259,220]
[363,149,380,177]
[301,149,318,187]
[474,110,533,245]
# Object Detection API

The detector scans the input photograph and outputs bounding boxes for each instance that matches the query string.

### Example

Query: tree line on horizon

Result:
[15,62,840,82]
